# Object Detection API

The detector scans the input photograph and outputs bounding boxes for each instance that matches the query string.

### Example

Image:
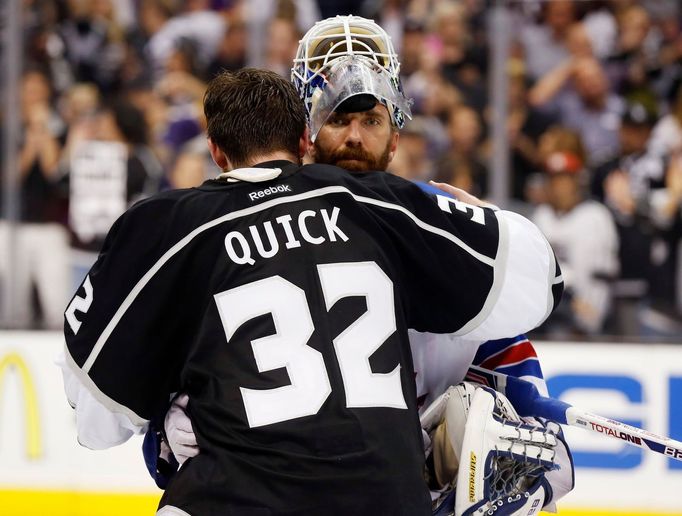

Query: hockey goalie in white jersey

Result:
[146,15,574,515]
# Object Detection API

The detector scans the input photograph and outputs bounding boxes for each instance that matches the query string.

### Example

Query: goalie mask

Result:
[291,15,412,140]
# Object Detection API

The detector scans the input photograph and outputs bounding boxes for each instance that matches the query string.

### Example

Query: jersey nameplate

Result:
[224,206,349,265]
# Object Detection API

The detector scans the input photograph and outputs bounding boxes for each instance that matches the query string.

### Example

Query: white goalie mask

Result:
[291,15,412,140]
[306,55,413,140]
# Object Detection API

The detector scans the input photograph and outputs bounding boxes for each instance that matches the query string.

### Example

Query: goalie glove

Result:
[420,383,574,516]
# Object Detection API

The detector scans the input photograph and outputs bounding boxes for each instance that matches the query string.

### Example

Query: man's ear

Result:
[299,127,312,160]
[387,130,400,164]
[207,138,230,170]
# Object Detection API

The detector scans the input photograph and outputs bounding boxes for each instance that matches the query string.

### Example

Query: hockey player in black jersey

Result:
[158,15,574,516]
[62,68,561,515]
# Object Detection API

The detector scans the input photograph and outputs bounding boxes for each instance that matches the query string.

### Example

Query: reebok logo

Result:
[249,185,291,201]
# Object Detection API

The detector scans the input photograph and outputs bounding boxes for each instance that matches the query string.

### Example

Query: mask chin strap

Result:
[217,168,283,183]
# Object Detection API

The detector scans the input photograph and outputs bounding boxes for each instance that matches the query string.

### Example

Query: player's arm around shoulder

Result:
[428,182,563,340]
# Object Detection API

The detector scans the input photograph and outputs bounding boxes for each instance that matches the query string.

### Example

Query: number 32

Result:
[215,261,407,428]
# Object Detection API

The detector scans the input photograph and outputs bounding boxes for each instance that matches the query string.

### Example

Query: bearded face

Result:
[313,133,394,172]
[312,104,398,172]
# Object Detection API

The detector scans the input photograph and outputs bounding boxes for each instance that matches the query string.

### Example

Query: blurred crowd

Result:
[1,0,682,339]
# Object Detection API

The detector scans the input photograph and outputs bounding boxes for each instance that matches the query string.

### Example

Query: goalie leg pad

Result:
[455,387,559,516]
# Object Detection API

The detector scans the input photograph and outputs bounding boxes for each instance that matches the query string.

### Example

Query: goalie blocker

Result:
[420,383,574,516]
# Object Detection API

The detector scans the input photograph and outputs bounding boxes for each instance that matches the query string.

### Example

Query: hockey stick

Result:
[465,365,682,462]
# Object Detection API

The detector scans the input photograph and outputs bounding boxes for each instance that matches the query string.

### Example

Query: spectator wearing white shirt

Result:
[533,150,619,335]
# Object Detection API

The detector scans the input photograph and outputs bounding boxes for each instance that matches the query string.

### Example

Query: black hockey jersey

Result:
[63,160,562,516]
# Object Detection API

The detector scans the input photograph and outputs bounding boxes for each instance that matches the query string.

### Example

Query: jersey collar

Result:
[215,160,300,183]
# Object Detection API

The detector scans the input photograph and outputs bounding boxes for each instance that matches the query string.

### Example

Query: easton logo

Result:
[468,452,477,502]
[589,422,642,445]
[249,185,291,201]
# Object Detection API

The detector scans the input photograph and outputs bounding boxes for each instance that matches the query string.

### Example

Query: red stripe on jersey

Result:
[478,340,537,371]
[465,371,493,388]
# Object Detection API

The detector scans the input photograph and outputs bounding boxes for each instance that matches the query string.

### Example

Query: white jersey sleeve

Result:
[456,209,561,341]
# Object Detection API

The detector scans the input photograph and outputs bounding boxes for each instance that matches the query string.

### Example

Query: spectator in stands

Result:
[565,21,595,60]
[522,124,589,217]
[207,19,248,78]
[66,100,163,287]
[533,150,619,335]
[647,153,682,331]
[593,101,663,206]
[264,17,299,77]
[530,57,625,167]
[402,40,457,157]
[655,6,682,102]
[58,0,125,92]
[648,84,682,160]
[398,19,424,79]
[57,82,102,188]
[605,5,658,98]
[4,0,682,336]
[434,105,487,196]
[0,69,70,329]
[155,61,207,159]
[167,142,214,189]
[591,101,662,334]
[581,1,618,60]
[518,0,578,81]
[502,59,557,201]
[164,37,202,77]
[434,1,487,112]
[143,0,226,79]
[387,117,434,182]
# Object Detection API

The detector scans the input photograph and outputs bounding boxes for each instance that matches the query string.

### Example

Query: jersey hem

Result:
[63,342,149,428]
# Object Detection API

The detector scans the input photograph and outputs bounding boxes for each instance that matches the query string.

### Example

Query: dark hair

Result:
[204,68,307,167]
[112,100,148,145]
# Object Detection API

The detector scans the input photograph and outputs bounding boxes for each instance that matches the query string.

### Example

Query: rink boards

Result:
[0,332,680,515]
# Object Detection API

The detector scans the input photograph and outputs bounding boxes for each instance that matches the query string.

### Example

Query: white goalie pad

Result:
[419,383,477,488]
[455,386,558,516]
[420,383,564,516]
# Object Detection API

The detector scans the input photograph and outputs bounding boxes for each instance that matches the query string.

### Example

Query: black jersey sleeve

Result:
[64,195,191,427]
[347,173,562,339]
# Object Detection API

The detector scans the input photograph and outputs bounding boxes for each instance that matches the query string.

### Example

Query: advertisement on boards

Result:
[1,333,682,515]
[537,341,682,514]
[0,332,157,490]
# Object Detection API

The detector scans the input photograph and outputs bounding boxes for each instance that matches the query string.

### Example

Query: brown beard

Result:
[313,141,392,172]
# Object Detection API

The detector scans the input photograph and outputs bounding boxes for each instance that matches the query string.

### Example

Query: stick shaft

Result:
[565,407,682,460]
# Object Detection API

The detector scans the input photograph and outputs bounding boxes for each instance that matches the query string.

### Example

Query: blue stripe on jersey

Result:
[413,181,449,197]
